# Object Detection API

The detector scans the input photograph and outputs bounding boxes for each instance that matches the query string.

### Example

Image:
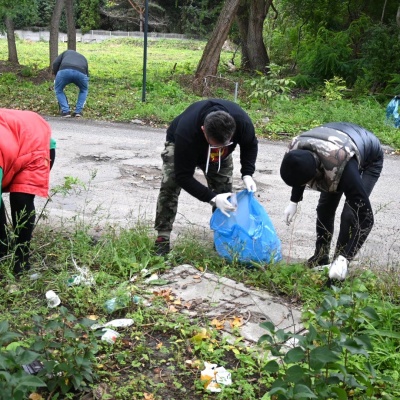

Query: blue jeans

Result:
[54,69,89,114]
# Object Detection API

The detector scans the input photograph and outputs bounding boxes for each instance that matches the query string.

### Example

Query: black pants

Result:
[314,163,380,261]
[0,148,55,274]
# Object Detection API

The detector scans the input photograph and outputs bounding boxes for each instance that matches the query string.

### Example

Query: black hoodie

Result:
[52,50,89,76]
[166,99,258,202]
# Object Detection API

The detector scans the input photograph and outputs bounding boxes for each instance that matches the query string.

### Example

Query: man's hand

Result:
[284,201,298,225]
[211,193,236,217]
[328,255,348,280]
[243,175,257,192]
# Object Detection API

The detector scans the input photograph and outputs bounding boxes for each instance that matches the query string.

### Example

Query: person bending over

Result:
[52,49,89,118]
[154,99,258,255]
[280,122,383,280]
[0,108,56,275]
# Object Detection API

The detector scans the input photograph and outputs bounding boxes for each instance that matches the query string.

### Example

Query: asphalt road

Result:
[40,116,400,269]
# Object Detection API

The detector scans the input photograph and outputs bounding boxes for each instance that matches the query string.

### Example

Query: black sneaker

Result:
[305,254,329,268]
[154,237,170,256]
[13,262,31,276]
[73,112,83,118]
[61,112,71,118]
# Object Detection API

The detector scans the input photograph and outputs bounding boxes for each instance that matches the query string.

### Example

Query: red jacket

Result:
[0,109,52,197]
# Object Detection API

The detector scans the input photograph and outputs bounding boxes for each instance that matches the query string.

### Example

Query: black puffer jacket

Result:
[323,122,383,176]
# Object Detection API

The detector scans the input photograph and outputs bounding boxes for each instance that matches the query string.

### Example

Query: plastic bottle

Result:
[104,293,132,313]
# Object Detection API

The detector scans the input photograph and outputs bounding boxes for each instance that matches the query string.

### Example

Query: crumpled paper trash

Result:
[45,290,61,308]
[200,362,232,392]
[68,266,95,286]
[101,328,120,344]
[91,318,134,331]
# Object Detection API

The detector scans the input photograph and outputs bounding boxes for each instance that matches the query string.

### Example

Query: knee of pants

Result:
[160,174,180,192]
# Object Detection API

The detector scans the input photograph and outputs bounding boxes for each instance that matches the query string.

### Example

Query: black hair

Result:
[203,111,236,144]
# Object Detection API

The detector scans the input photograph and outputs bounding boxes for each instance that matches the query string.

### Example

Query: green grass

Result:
[0,37,399,399]
[1,219,400,399]
[0,37,399,149]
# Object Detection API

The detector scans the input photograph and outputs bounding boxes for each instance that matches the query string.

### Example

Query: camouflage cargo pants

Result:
[155,142,233,237]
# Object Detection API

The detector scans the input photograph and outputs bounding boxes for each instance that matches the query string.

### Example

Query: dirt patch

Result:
[0,60,52,84]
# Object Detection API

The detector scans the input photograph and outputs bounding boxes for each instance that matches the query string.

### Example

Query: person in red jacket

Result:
[0,109,56,276]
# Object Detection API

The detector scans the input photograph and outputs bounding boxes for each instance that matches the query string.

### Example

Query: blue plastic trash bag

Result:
[386,96,400,128]
[210,190,282,264]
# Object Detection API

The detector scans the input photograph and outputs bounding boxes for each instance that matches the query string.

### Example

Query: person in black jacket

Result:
[52,50,89,118]
[154,99,258,255]
[280,122,384,280]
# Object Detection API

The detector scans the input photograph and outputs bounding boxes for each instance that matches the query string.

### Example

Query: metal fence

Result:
[0,29,192,43]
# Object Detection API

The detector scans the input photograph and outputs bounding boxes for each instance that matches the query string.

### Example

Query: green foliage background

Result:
[0,37,399,150]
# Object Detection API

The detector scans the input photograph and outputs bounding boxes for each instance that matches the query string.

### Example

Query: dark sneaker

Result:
[305,254,329,268]
[73,112,83,118]
[154,237,170,256]
[13,262,31,277]
[61,112,71,118]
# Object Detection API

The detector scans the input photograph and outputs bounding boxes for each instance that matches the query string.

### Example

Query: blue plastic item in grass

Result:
[210,190,282,264]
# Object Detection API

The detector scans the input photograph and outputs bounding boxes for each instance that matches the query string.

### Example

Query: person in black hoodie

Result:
[280,122,384,280]
[52,50,89,118]
[154,99,258,255]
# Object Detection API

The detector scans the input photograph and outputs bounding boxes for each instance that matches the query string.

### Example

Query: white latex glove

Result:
[329,255,349,281]
[284,201,298,225]
[212,193,236,217]
[243,175,257,192]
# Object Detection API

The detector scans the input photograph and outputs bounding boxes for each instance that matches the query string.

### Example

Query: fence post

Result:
[234,82,239,102]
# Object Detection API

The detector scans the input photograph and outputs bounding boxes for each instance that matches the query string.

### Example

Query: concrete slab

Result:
[160,265,303,344]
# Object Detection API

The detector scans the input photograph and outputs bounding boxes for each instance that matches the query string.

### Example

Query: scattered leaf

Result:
[211,318,225,330]
[191,328,210,344]
[148,279,171,286]
[229,316,243,328]
[29,394,43,400]
[183,301,192,309]
[185,359,203,369]
[168,305,178,313]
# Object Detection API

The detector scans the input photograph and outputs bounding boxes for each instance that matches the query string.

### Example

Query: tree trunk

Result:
[4,16,19,64]
[236,0,271,73]
[194,0,241,89]
[139,10,144,32]
[397,4,400,27]
[65,0,76,50]
[49,0,65,70]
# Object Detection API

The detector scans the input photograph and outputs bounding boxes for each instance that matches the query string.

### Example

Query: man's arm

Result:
[174,136,216,202]
[238,121,258,177]
[290,186,306,203]
[52,53,63,75]
[283,186,305,225]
